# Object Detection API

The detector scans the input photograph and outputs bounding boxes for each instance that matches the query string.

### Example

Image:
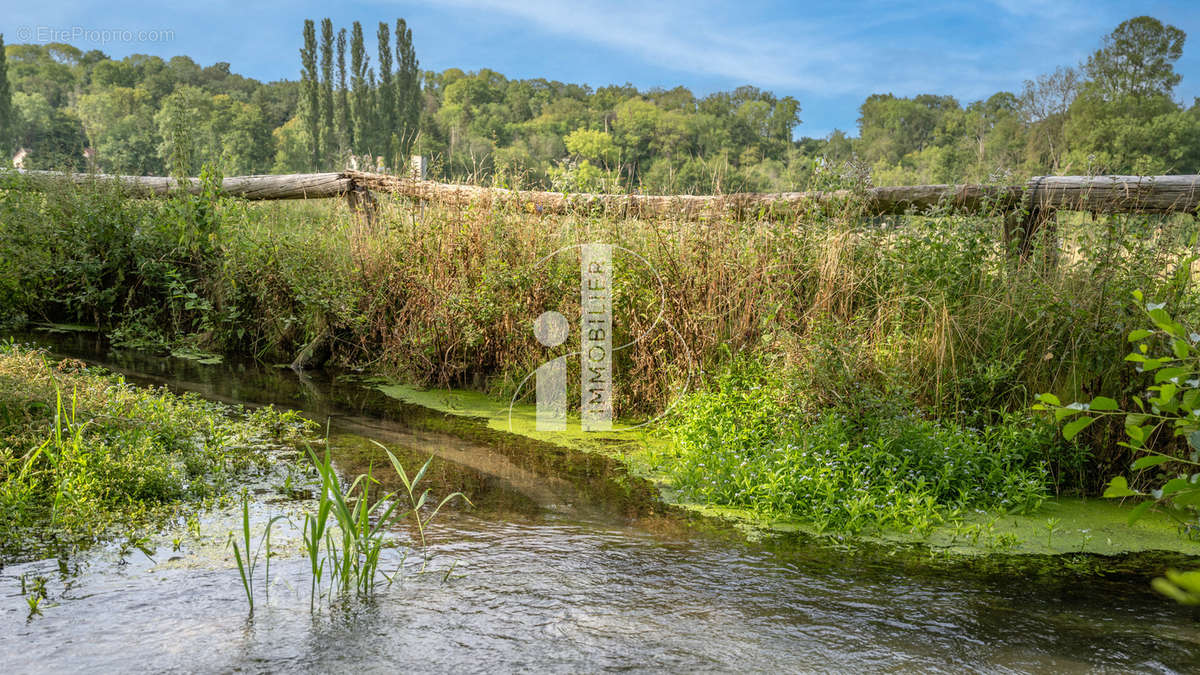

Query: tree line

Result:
[0,15,1196,192]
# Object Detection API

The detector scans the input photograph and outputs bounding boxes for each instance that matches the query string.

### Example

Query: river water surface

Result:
[2,332,1200,673]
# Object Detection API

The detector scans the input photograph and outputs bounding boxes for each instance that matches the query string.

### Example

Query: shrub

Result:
[661,357,1070,532]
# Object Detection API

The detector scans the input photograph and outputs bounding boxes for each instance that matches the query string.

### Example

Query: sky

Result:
[3,0,1200,138]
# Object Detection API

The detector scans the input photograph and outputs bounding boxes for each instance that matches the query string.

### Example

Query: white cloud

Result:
[436,0,878,94]
[433,0,1126,101]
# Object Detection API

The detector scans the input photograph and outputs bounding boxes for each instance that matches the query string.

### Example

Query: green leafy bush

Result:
[1036,291,1200,525]
[661,358,1065,533]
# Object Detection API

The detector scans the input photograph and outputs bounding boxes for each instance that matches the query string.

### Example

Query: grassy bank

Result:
[2,173,1198,541]
[0,342,314,558]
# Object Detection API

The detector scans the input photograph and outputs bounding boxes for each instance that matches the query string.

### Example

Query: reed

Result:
[296,443,468,607]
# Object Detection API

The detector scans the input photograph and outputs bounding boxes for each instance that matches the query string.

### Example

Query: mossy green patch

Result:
[914,498,1200,556]
[374,382,667,456]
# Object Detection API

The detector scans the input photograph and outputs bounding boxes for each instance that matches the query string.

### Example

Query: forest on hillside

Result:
[0,15,1197,192]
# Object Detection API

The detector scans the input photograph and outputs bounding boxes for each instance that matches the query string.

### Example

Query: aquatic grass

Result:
[297,443,467,606]
[377,439,472,550]
[252,443,473,612]
[309,445,398,598]
[230,491,286,614]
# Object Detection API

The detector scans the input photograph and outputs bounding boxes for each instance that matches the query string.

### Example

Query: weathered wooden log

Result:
[6,168,1199,218]
[4,169,352,200]
[349,171,1200,218]
[347,170,1027,219]
[1027,175,1200,213]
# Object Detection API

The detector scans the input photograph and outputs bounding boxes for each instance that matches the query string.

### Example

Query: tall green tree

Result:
[375,22,395,165]
[335,28,351,154]
[349,21,372,159]
[0,33,12,157]
[319,18,335,164]
[1085,16,1186,100]
[395,18,420,161]
[75,86,161,174]
[299,19,320,170]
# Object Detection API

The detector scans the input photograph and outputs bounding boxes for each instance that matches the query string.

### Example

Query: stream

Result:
[2,331,1200,673]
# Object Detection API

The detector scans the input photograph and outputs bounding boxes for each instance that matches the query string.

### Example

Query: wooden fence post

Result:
[344,183,378,227]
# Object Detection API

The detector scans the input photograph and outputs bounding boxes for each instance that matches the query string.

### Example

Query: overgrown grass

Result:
[0,342,314,558]
[2,174,1198,529]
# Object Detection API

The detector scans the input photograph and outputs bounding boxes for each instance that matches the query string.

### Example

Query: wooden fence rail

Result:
[6,168,1200,219]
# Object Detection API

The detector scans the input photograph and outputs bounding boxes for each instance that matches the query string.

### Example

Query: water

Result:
[3,331,1200,673]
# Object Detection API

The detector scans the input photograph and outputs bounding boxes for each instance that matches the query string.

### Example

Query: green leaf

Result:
[1170,488,1200,508]
[1155,367,1190,384]
[1161,477,1191,497]
[1125,413,1150,427]
[1132,455,1173,470]
[1054,407,1083,421]
[1188,430,1200,451]
[1141,358,1166,372]
[1037,393,1061,406]
[1183,389,1200,412]
[1148,307,1172,327]
[1128,329,1154,342]
[1102,476,1138,498]
[1062,415,1095,440]
[1126,424,1149,443]
[1089,396,1119,412]
[1174,339,1192,359]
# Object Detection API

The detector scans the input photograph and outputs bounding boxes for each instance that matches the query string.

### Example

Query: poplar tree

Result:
[319,18,335,164]
[394,19,420,161]
[299,20,320,170]
[336,28,351,153]
[0,34,11,157]
[375,22,395,167]
[349,22,372,159]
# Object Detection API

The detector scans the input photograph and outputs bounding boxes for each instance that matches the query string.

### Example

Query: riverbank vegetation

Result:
[0,341,314,558]
[3,170,1198,541]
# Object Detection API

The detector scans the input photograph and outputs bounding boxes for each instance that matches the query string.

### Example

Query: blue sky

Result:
[4,0,1200,137]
